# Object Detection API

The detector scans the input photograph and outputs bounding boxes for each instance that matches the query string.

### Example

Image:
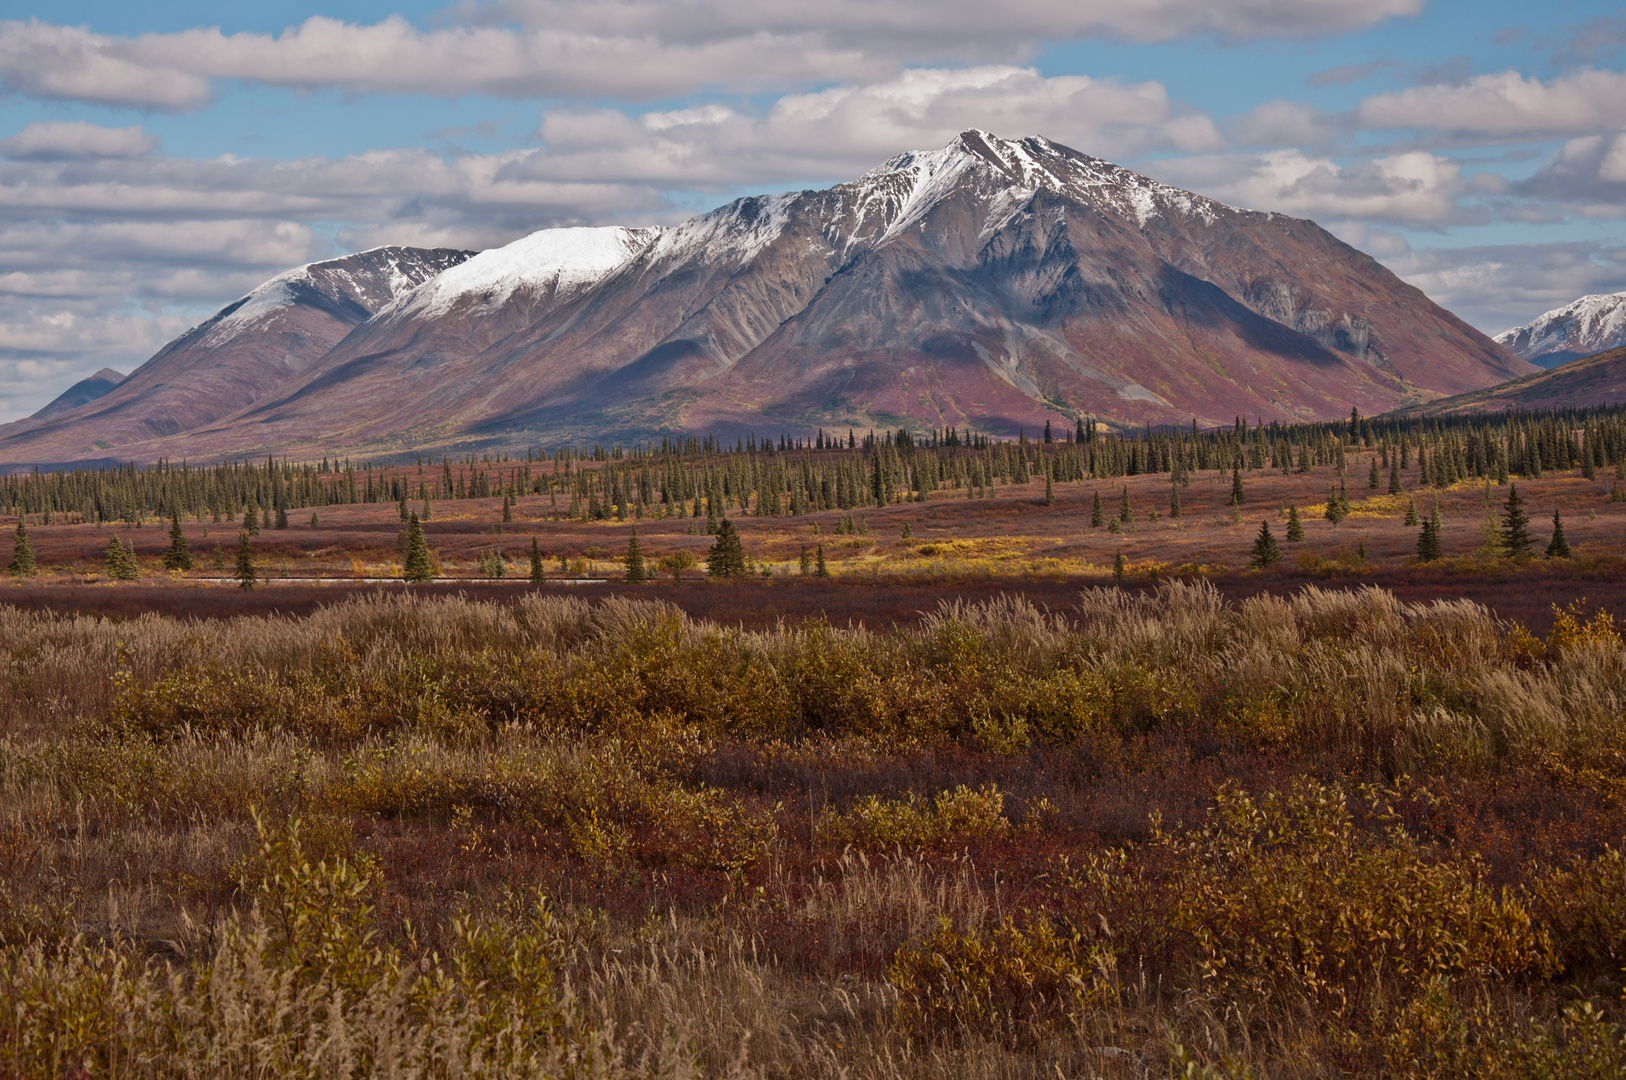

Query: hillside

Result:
[1387,343,1626,416]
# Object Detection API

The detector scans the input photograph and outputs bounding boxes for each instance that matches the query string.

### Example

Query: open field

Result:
[1,586,1625,1077]
[4,447,1626,581]
[2,418,1626,1076]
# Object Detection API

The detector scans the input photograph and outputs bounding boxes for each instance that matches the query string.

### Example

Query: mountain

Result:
[0,246,473,463]
[31,368,124,422]
[1495,292,1626,368]
[1387,344,1626,417]
[0,132,1531,464]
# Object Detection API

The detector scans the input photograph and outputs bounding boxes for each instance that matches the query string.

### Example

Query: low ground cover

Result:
[0,585,1622,1077]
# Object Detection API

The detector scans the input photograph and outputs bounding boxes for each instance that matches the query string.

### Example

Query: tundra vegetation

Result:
[0,408,1622,587]
[0,581,1623,1078]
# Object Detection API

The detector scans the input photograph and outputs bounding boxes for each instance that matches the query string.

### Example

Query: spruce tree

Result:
[243,504,260,536]
[1388,460,1403,495]
[1230,464,1246,505]
[398,496,409,522]
[7,521,35,577]
[275,506,288,529]
[1169,478,1181,518]
[1113,551,1127,582]
[1404,498,1420,527]
[625,527,645,582]
[1119,485,1132,524]
[212,542,225,571]
[815,544,830,578]
[1286,505,1305,542]
[1090,491,1105,527]
[1417,507,1442,562]
[706,518,746,577]
[1368,458,1380,488]
[1250,519,1281,568]
[1325,486,1348,524]
[162,516,193,570]
[1501,483,1531,559]
[403,512,433,582]
[1546,510,1571,559]
[1044,472,1054,506]
[235,531,256,589]
[529,537,544,584]
[800,545,811,575]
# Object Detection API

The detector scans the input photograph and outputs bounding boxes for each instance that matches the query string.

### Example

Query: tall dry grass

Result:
[0,586,1622,1077]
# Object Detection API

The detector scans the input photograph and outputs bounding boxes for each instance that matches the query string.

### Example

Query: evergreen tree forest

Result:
[2,408,1623,528]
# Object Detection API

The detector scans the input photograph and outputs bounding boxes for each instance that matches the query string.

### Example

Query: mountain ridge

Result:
[0,131,1533,465]
[1495,292,1626,369]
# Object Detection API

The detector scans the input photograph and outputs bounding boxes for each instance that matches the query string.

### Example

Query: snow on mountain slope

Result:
[833,131,1226,253]
[205,246,470,347]
[397,227,662,318]
[1495,292,1626,368]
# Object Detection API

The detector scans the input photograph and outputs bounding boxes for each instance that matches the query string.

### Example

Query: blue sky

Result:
[2,0,1626,419]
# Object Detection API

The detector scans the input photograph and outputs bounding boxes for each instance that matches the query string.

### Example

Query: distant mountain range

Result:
[1389,343,1626,418]
[1495,292,1626,369]
[1,131,1535,466]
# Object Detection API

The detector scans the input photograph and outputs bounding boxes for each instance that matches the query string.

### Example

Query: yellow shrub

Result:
[1156,783,1551,1012]
[820,784,1006,851]
[890,916,1116,1043]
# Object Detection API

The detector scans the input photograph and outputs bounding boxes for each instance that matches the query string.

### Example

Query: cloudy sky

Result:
[2,0,1625,420]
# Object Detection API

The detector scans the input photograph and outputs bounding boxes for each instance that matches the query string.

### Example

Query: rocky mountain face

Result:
[0,132,1532,464]
[1389,343,1626,418]
[1495,293,1626,369]
[0,246,472,464]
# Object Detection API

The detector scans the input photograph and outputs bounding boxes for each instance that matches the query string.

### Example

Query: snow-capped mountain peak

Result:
[835,130,1224,250]
[398,226,662,318]
[204,246,474,347]
[1495,291,1626,368]
[205,265,316,345]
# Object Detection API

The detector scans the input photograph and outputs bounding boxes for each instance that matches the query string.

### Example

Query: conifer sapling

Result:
[235,532,256,590]
[706,519,746,578]
[1250,519,1281,568]
[7,521,35,577]
[1546,510,1570,559]
[625,527,645,582]
[162,516,193,571]
[1501,483,1531,559]
[403,512,433,582]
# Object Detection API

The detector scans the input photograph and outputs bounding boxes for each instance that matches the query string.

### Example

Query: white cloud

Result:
[1384,241,1626,333]
[464,0,1424,49]
[1356,68,1626,139]
[1508,132,1626,218]
[0,20,212,110]
[1148,148,1474,226]
[0,121,157,160]
[1,2,1423,109]
[1228,99,1345,149]
[528,66,1223,189]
